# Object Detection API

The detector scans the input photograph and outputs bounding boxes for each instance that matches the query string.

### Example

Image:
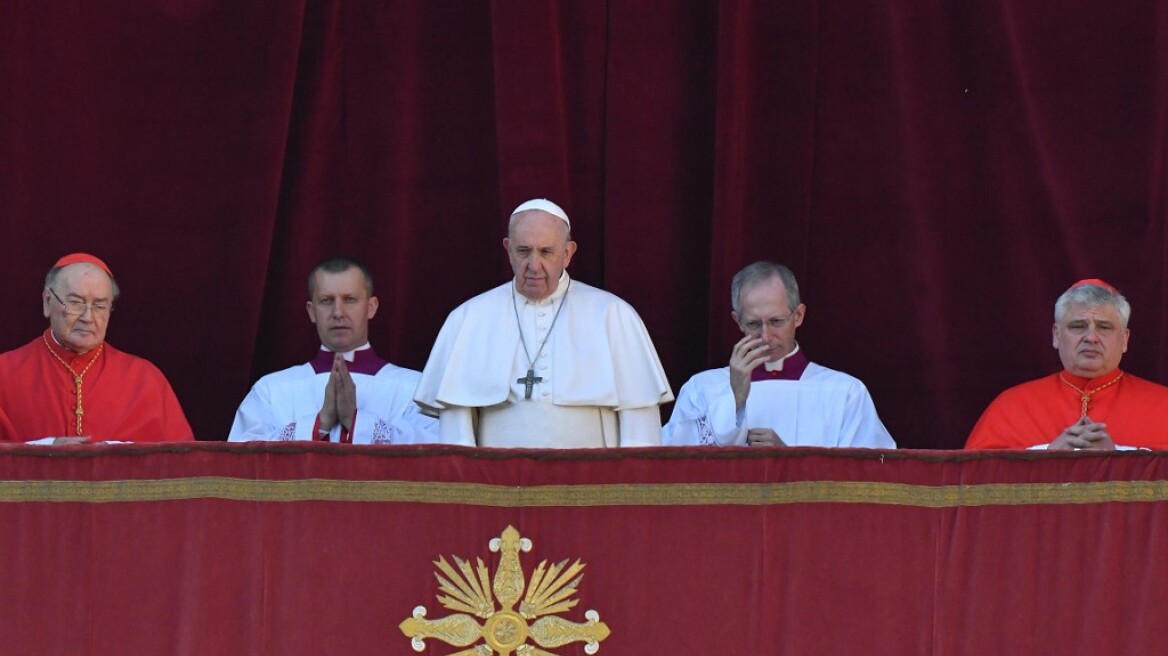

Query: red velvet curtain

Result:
[3,1,1167,447]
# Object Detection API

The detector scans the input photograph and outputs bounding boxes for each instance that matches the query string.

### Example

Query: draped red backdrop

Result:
[3,1,1167,447]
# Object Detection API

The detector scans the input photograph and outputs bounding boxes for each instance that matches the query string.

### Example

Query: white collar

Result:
[319,342,371,362]
[515,271,571,305]
[763,343,801,372]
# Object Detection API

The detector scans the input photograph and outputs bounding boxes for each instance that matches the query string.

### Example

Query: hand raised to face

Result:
[729,334,772,411]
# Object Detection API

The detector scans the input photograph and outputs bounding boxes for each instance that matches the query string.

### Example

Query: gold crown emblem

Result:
[399,525,611,655]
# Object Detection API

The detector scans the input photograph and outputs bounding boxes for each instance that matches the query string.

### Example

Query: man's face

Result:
[731,276,805,363]
[306,268,379,352]
[504,211,577,301]
[1052,302,1129,378]
[42,264,114,354]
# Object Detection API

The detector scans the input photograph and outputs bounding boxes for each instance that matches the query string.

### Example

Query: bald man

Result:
[664,261,894,448]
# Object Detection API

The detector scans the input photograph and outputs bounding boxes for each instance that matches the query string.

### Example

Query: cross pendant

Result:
[517,368,543,400]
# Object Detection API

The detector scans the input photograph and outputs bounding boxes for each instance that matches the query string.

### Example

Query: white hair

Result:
[1054,284,1130,327]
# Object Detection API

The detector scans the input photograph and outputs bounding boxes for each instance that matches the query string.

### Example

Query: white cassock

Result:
[228,345,438,444]
[663,346,895,448]
[414,272,673,448]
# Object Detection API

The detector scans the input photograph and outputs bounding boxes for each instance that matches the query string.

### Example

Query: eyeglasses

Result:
[48,288,112,317]
[740,314,795,333]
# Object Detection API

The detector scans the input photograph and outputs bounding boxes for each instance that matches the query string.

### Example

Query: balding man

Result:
[0,253,193,443]
[966,279,1168,450]
[664,261,894,448]
[415,199,673,448]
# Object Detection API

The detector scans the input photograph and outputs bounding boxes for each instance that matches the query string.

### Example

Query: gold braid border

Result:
[0,478,1167,507]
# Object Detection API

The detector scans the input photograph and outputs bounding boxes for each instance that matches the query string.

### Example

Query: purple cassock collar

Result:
[309,348,389,375]
[750,348,810,382]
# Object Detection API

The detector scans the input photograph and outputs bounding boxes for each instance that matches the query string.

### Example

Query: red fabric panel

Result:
[938,503,1168,654]
[3,2,1168,450]
[0,444,1166,654]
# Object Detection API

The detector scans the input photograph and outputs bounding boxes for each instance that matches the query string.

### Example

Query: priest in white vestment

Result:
[229,257,437,444]
[664,261,894,448]
[414,199,673,448]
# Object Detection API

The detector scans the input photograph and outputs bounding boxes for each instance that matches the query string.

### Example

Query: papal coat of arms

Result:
[399,525,611,655]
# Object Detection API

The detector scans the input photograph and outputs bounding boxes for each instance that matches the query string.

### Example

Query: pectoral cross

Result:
[517,368,543,400]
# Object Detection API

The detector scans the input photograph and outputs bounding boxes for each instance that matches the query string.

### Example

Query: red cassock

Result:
[966,368,1168,449]
[0,330,193,443]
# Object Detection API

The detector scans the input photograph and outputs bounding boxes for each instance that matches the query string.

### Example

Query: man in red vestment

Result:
[966,279,1168,450]
[0,253,193,443]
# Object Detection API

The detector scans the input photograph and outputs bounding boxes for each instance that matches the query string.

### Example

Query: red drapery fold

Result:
[2,2,1167,448]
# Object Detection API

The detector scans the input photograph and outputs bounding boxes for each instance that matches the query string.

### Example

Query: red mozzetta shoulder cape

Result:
[0,330,193,443]
[966,368,1168,449]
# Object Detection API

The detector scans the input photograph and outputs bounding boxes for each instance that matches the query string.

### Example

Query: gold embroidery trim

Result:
[1,478,1167,507]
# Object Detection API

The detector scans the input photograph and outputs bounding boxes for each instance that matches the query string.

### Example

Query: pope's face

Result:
[731,276,805,363]
[42,264,114,354]
[504,211,577,301]
[307,268,378,352]
[1053,302,1129,378]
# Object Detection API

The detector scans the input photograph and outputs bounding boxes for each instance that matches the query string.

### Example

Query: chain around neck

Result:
[1058,370,1124,419]
[42,333,104,436]
[511,279,571,369]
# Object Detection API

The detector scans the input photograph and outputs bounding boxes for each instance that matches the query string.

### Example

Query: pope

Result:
[414,198,673,448]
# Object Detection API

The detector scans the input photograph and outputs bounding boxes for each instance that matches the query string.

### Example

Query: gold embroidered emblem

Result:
[399,525,611,655]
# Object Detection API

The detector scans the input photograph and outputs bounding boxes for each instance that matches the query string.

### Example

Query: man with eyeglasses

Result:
[664,261,894,448]
[0,253,193,443]
[228,256,437,444]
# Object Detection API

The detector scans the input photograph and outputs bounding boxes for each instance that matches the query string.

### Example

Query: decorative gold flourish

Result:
[400,526,611,655]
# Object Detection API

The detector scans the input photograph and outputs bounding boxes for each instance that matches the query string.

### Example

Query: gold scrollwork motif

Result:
[399,526,611,656]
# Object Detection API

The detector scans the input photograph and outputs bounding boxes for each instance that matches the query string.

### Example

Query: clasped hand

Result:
[317,353,357,434]
[1049,415,1115,451]
[745,428,785,447]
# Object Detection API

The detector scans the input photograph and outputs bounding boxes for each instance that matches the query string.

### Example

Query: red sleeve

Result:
[0,402,16,443]
[965,380,1064,450]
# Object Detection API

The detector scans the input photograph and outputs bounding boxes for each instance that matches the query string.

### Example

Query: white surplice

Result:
[228,347,437,444]
[663,355,895,448]
[414,272,673,448]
